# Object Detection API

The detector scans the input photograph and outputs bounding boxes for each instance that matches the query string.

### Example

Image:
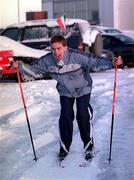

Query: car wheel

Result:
[90,34,103,57]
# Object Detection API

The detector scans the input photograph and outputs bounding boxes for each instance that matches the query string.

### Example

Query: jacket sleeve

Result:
[88,56,113,72]
[18,56,49,79]
[73,52,113,71]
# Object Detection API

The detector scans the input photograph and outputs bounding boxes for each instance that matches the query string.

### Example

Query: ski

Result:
[59,159,66,168]
[56,149,99,168]
[57,156,66,168]
[79,159,92,167]
[79,149,99,167]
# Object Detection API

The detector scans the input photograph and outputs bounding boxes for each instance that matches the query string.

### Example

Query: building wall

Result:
[99,0,134,30]
[42,0,99,24]
[1,0,133,30]
[114,0,134,30]
[42,1,53,18]
[98,0,114,27]
[0,0,42,28]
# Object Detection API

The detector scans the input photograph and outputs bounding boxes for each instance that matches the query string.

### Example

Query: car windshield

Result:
[104,29,121,33]
[50,24,79,36]
[115,34,134,44]
[23,26,51,40]
[1,28,22,41]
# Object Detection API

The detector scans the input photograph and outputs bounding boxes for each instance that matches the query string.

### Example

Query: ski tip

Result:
[60,164,65,168]
[59,160,66,168]
[79,162,87,167]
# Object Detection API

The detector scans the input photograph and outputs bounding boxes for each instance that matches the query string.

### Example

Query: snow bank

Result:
[0,36,49,58]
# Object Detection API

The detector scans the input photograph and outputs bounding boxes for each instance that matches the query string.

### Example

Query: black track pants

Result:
[59,94,93,152]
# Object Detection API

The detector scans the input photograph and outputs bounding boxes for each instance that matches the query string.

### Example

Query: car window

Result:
[50,27,61,36]
[103,36,121,46]
[109,37,121,45]
[116,34,134,44]
[103,36,111,46]
[104,29,121,33]
[1,28,21,41]
[0,28,3,33]
[50,24,79,37]
[22,26,50,41]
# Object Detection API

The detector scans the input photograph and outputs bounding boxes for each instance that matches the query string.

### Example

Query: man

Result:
[14,35,122,161]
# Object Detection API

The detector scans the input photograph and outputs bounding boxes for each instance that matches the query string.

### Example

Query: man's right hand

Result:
[13,61,19,69]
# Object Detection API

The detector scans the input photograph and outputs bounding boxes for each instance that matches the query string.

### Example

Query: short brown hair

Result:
[51,35,67,46]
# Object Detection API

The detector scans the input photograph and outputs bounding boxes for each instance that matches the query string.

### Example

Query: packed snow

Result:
[0,67,134,180]
[0,36,48,58]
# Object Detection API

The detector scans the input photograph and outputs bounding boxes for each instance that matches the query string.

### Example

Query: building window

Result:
[52,0,99,24]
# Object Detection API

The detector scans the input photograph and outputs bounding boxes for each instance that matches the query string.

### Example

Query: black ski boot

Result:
[85,151,92,161]
[58,147,68,161]
[85,143,94,161]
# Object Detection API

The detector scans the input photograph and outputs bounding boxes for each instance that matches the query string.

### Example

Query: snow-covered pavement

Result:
[0,68,134,180]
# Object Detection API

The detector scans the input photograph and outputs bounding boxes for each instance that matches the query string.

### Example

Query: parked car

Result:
[0,50,15,80]
[101,33,134,67]
[91,25,122,34]
[0,18,103,57]
[0,34,113,82]
[0,35,49,81]
[0,28,3,33]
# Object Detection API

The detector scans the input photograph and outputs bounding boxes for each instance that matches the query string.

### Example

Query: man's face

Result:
[51,42,67,61]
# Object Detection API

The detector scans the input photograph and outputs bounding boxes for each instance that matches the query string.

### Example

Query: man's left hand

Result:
[112,56,123,67]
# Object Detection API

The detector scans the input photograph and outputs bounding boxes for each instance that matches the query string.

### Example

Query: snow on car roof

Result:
[0,36,49,58]
[8,18,91,28]
[92,25,122,33]
[6,18,97,47]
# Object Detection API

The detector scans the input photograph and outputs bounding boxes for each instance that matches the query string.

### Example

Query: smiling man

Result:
[14,35,122,162]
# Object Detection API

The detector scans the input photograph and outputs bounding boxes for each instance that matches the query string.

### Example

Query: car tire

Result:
[90,33,103,57]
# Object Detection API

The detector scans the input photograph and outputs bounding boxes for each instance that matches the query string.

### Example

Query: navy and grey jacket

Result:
[19,50,113,98]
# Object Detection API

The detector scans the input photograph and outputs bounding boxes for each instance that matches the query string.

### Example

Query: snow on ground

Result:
[0,68,134,180]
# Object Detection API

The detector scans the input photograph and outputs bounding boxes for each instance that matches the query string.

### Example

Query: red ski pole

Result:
[16,65,37,161]
[108,59,118,164]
